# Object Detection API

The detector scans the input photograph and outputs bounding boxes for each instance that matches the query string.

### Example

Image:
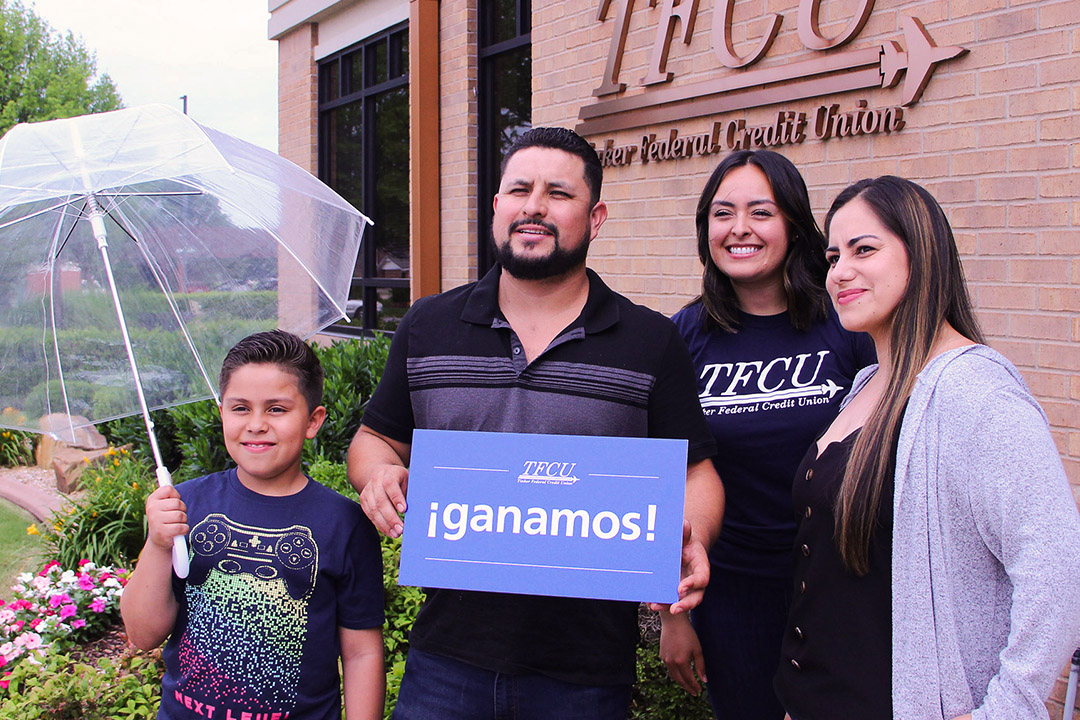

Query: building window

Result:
[477,0,532,276]
[318,24,410,334]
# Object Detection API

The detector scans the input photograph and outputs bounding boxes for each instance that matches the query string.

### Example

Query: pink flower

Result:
[28,618,43,631]
[48,593,72,608]
[38,561,59,576]
[11,621,23,633]
[77,575,95,591]
[78,559,92,567]
[14,632,41,649]
[89,597,107,613]
[59,604,77,620]
[70,619,86,629]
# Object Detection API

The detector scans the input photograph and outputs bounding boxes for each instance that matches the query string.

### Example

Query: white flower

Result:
[0,641,14,656]
[16,573,32,584]
[102,578,122,589]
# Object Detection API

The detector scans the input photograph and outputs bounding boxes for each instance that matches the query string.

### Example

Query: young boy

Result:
[121,330,385,720]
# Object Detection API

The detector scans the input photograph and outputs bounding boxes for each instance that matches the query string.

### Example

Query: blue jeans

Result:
[691,566,793,720]
[392,648,632,720]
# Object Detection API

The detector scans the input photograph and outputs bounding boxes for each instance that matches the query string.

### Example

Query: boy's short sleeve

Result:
[336,510,385,630]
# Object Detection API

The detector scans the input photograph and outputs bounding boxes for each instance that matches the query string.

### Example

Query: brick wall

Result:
[277,23,319,173]
[439,0,479,289]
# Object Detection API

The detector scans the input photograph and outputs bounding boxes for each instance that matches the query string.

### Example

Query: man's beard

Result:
[494,219,591,280]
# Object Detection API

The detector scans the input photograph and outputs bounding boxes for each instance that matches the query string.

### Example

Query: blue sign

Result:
[399,429,688,603]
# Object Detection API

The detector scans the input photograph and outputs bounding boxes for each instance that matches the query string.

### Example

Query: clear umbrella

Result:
[0,105,370,576]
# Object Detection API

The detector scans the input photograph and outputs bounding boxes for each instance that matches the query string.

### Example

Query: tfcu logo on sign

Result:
[517,460,581,486]
[576,0,966,137]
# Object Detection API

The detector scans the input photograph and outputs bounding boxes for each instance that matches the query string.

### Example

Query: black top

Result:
[671,303,874,579]
[774,430,894,720]
[363,264,717,685]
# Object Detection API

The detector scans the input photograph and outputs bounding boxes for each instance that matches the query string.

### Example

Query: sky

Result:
[30,0,280,152]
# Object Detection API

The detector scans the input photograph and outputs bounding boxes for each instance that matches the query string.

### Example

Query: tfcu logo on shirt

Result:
[517,460,581,486]
[699,350,842,413]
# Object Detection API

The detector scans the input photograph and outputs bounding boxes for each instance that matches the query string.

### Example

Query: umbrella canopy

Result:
[0,104,369,442]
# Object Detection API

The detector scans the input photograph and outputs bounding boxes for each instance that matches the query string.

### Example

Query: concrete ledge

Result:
[0,475,64,522]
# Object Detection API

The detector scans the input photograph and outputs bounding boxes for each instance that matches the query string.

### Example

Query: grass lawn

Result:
[0,499,46,592]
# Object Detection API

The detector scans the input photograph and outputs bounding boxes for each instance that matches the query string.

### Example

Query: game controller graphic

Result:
[189,514,317,599]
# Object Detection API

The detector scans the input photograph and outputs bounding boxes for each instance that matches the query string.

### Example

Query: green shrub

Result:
[306,334,391,465]
[169,399,231,483]
[309,457,352,496]
[41,450,153,568]
[100,409,182,472]
[0,650,163,719]
[380,535,424,719]
[629,608,714,719]
[0,428,34,467]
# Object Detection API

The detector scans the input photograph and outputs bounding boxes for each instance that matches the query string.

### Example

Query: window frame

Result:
[317,21,411,336]
[476,0,532,277]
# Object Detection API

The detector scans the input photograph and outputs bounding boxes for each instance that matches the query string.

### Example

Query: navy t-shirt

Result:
[158,469,384,720]
[671,303,875,579]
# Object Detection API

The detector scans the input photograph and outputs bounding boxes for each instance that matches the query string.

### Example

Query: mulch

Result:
[67,623,147,665]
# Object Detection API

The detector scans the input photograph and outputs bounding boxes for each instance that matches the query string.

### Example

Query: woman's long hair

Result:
[690,150,829,333]
[826,176,984,575]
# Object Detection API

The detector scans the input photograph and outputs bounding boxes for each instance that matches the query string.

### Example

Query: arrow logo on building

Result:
[577,17,965,135]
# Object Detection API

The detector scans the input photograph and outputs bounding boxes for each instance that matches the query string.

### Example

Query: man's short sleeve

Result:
[648,327,716,464]
[360,305,418,444]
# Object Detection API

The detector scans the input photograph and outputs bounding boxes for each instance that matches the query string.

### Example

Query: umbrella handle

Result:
[172,536,190,579]
[156,467,190,579]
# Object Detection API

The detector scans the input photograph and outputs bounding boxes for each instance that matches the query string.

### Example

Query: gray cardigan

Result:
[843,345,1080,720]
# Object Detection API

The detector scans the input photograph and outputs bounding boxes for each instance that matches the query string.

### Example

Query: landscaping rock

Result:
[35,414,107,470]
[51,445,111,494]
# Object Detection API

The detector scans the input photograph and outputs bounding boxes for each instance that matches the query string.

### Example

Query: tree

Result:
[0,0,122,135]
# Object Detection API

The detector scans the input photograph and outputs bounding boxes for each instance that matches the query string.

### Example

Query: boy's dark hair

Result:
[219,330,324,412]
[500,127,604,207]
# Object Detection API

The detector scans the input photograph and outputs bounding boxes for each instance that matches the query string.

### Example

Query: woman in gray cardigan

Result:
[774,176,1080,720]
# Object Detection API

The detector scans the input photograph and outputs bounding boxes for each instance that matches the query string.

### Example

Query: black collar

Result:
[461,264,621,334]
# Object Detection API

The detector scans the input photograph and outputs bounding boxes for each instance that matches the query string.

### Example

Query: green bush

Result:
[631,637,714,719]
[169,399,231,483]
[41,450,152,568]
[0,429,34,467]
[100,409,183,472]
[0,650,163,719]
[306,334,391,465]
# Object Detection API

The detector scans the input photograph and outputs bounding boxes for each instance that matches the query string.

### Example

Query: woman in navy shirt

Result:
[664,150,874,720]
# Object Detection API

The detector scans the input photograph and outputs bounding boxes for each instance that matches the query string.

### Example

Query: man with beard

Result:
[347,127,723,719]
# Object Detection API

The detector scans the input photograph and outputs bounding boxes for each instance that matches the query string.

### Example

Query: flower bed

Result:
[0,559,129,691]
